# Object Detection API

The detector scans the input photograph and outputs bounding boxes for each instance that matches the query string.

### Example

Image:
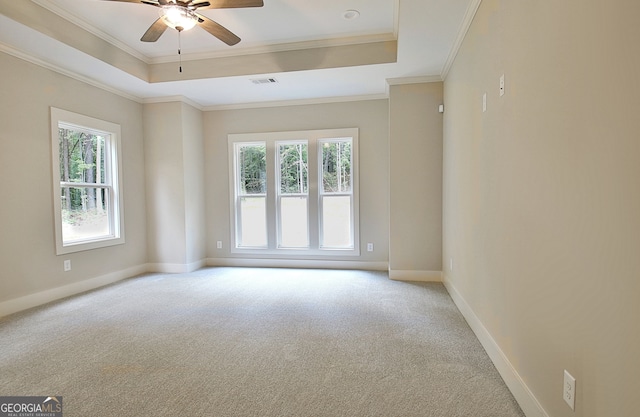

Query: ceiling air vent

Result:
[251,78,278,85]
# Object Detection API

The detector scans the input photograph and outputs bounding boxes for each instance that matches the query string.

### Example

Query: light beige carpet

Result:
[0,267,524,416]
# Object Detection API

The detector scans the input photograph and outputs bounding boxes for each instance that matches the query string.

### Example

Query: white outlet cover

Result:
[482,93,487,112]
[500,74,505,96]
[563,370,576,410]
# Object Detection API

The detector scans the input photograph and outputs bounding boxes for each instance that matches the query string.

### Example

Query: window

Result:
[320,139,353,249]
[51,108,124,255]
[229,128,359,256]
[277,141,309,248]
[234,142,267,248]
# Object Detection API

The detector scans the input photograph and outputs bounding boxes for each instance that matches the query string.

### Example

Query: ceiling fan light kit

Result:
[160,5,198,32]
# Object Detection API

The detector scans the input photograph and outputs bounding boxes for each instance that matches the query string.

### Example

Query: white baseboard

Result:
[147,259,206,274]
[388,269,442,282]
[207,258,388,271]
[442,274,549,417]
[0,264,148,318]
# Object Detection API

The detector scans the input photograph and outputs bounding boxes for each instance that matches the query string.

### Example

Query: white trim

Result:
[385,76,443,98]
[207,258,388,271]
[0,264,147,318]
[141,95,204,111]
[440,0,483,80]
[147,259,206,274]
[204,93,389,111]
[388,270,442,282]
[442,274,550,417]
[386,75,443,86]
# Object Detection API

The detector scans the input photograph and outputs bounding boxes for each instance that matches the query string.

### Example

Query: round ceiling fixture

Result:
[343,9,360,20]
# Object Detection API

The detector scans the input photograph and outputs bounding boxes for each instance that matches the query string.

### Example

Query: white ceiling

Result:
[0,0,475,109]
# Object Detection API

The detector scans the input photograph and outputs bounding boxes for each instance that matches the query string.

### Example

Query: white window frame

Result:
[228,128,359,257]
[233,141,268,249]
[50,107,125,255]
[276,140,309,250]
[318,137,356,250]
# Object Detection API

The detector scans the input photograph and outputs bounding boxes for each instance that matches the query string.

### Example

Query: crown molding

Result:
[142,95,204,111]
[32,0,151,64]
[150,32,397,64]
[441,0,482,80]
[203,93,388,111]
[385,75,443,97]
[386,75,443,86]
[3,38,392,112]
[0,41,142,103]
[1,39,390,112]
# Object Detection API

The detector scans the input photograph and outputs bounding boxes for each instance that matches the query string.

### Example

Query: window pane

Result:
[279,197,308,248]
[322,141,351,193]
[59,128,106,184]
[61,187,110,243]
[322,196,352,248]
[279,143,308,194]
[238,144,266,194]
[239,197,267,247]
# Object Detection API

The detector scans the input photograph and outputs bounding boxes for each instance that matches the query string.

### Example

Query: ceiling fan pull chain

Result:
[178,30,182,72]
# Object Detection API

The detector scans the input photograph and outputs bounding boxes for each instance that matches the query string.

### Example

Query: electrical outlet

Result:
[216,241,223,249]
[482,93,487,112]
[563,370,576,411]
[367,243,374,252]
[63,260,71,272]
[500,74,505,97]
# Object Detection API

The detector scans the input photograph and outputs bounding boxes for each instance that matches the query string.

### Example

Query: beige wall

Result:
[203,100,390,267]
[144,102,206,271]
[443,1,640,416]
[182,104,206,266]
[389,83,443,280]
[0,50,444,311]
[0,52,147,304]
[144,102,188,268]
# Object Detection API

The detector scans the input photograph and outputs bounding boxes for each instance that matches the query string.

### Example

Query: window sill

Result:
[56,236,125,255]
[230,247,360,257]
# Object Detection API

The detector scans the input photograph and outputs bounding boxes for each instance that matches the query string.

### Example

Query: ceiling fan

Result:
[102,0,264,46]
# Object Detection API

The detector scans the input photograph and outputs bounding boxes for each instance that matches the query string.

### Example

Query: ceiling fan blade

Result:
[195,0,263,10]
[189,2,211,8]
[141,17,169,42]
[100,0,162,6]
[195,14,241,45]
